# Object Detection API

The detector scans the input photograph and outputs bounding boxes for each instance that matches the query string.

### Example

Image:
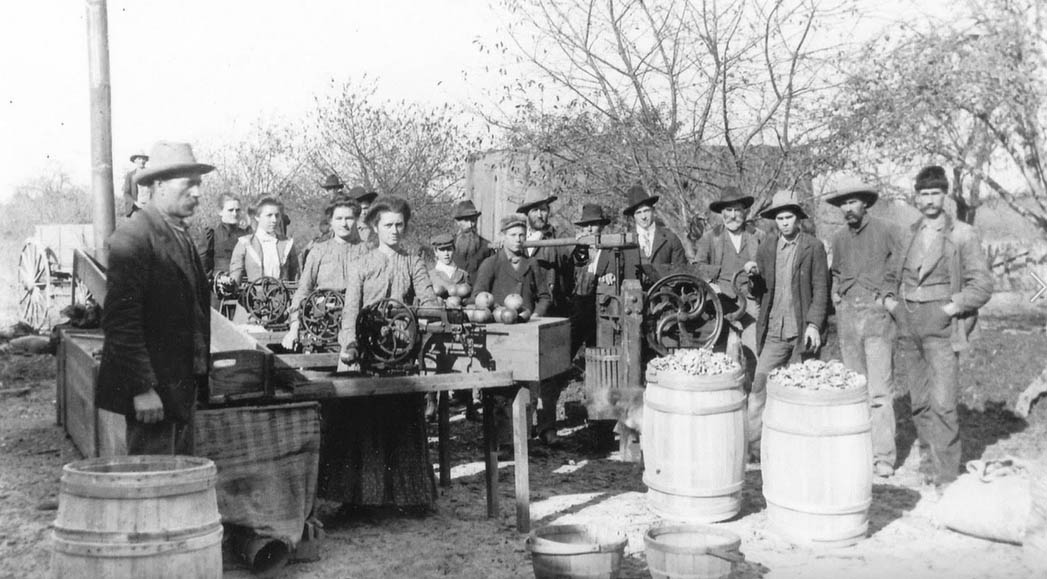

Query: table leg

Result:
[513,387,530,533]
[483,391,498,518]
[438,391,451,487]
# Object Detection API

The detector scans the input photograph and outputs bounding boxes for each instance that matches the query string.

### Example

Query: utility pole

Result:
[86,0,115,265]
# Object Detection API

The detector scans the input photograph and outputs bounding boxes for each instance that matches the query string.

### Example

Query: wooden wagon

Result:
[18,224,96,330]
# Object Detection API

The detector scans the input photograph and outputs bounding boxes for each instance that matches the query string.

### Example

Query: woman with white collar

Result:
[228,196,300,284]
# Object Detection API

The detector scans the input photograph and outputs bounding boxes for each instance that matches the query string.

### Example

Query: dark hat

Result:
[517,189,558,214]
[500,213,528,232]
[129,151,148,163]
[824,176,879,208]
[431,233,455,248]
[134,141,214,185]
[622,184,659,217]
[454,200,481,219]
[709,186,755,213]
[349,185,378,205]
[574,203,611,226]
[321,174,345,190]
[759,189,808,220]
[915,165,949,192]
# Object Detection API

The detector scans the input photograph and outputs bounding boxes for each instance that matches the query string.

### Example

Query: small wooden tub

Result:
[644,524,743,579]
[528,524,628,579]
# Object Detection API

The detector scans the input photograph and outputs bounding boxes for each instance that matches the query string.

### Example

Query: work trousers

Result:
[838,299,897,471]
[750,333,813,449]
[897,299,961,485]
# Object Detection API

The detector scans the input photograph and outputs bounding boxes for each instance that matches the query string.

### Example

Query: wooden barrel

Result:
[583,347,623,420]
[642,367,746,523]
[644,524,743,579]
[52,455,223,579]
[761,379,872,547]
[528,524,627,579]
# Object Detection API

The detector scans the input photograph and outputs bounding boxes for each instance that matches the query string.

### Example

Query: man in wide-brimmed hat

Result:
[694,186,765,393]
[825,176,906,479]
[121,151,150,217]
[620,183,687,280]
[747,189,830,461]
[890,165,992,490]
[569,203,615,356]
[450,199,493,281]
[516,189,574,317]
[97,141,214,455]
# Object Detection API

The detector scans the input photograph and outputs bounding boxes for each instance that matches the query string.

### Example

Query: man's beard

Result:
[456,230,479,254]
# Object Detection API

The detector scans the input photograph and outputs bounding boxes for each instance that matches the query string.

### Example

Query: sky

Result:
[0,0,505,200]
[0,0,949,202]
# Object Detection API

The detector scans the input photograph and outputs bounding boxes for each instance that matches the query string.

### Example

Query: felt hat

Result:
[430,233,455,248]
[574,203,611,226]
[321,174,345,190]
[622,183,659,217]
[759,189,808,220]
[454,200,481,219]
[349,185,378,205]
[129,151,149,163]
[915,165,949,192]
[134,141,214,185]
[516,189,558,214]
[709,186,755,213]
[500,213,528,232]
[824,176,879,208]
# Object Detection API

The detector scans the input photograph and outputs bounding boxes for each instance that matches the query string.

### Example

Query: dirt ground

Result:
[2,314,1047,578]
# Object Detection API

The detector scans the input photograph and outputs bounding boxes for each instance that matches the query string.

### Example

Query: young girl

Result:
[228,196,299,283]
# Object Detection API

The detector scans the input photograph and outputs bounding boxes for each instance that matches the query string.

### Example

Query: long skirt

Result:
[317,393,436,509]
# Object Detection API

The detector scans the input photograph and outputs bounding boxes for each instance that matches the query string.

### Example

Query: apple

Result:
[518,307,532,322]
[498,308,519,324]
[473,291,494,309]
[455,283,472,298]
[445,296,462,308]
[433,284,449,298]
[504,293,525,311]
[476,308,494,323]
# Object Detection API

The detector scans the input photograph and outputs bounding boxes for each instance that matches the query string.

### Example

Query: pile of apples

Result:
[434,283,531,324]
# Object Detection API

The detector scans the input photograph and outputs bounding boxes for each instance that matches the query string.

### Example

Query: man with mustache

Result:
[826,178,906,479]
[97,142,214,455]
[694,186,764,392]
[890,166,992,491]
[451,200,493,281]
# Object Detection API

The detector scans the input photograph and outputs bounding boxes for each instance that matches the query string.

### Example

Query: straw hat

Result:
[824,177,879,208]
[129,151,149,163]
[517,189,558,214]
[759,189,808,219]
[134,142,214,185]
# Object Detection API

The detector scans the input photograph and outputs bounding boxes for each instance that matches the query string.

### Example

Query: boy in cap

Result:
[891,165,992,490]
[451,200,494,281]
[620,184,687,280]
[826,177,906,478]
[429,233,470,291]
[749,190,830,461]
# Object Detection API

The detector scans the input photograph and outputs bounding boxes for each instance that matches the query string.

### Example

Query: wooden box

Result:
[482,317,571,382]
[56,329,126,457]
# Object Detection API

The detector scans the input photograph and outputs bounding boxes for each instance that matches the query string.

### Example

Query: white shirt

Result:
[636,225,655,257]
[256,231,281,278]
[526,228,543,256]
[434,261,457,278]
[587,248,603,274]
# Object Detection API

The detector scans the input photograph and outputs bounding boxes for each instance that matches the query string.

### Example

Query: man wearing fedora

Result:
[121,151,149,217]
[570,203,616,356]
[97,141,214,455]
[451,199,493,281]
[749,189,830,459]
[694,186,765,388]
[890,165,992,489]
[518,189,574,316]
[826,178,907,478]
[620,184,687,280]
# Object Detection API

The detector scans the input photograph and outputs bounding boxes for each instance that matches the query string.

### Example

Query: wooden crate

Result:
[482,317,570,381]
[56,329,126,457]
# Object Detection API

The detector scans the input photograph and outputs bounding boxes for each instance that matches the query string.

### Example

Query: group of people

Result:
[97,139,991,525]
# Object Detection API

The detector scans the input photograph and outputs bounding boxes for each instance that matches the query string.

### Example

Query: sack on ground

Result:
[937,459,1031,545]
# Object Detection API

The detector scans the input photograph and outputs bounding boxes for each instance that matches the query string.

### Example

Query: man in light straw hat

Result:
[892,165,991,490]
[121,151,150,217]
[748,189,830,461]
[97,141,214,455]
[825,177,906,478]
[517,188,574,317]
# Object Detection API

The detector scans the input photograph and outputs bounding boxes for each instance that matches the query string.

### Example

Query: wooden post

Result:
[482,391,499,518]
[619,279,645,462]
[438,391,451,487]
[513,388,530,533]
[86,0,116,265]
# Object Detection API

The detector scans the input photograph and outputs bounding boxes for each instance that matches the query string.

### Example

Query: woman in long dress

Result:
[323,196,439,511]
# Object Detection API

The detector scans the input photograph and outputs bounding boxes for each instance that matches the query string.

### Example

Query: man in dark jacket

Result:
[749,189,830,458]
[473,214,552,317]
[515,190,574,317]
[620,184,688,281]
[451,200,493,281]
[120,152,149,217]
[890,165,992,489]
[97,141,214,455]
[570,203,615,357]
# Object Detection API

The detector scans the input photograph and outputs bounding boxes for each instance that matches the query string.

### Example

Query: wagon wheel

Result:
[643,273,723,355]
[357,298,418,366]
[18,239,53,331]
[239,276,291,326]
[299,289,345,345]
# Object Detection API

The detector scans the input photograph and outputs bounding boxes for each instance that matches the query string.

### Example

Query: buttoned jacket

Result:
[622,226,688,280]
[229,233,300,283]
[753,231,830,359]
[473,251,552,316]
